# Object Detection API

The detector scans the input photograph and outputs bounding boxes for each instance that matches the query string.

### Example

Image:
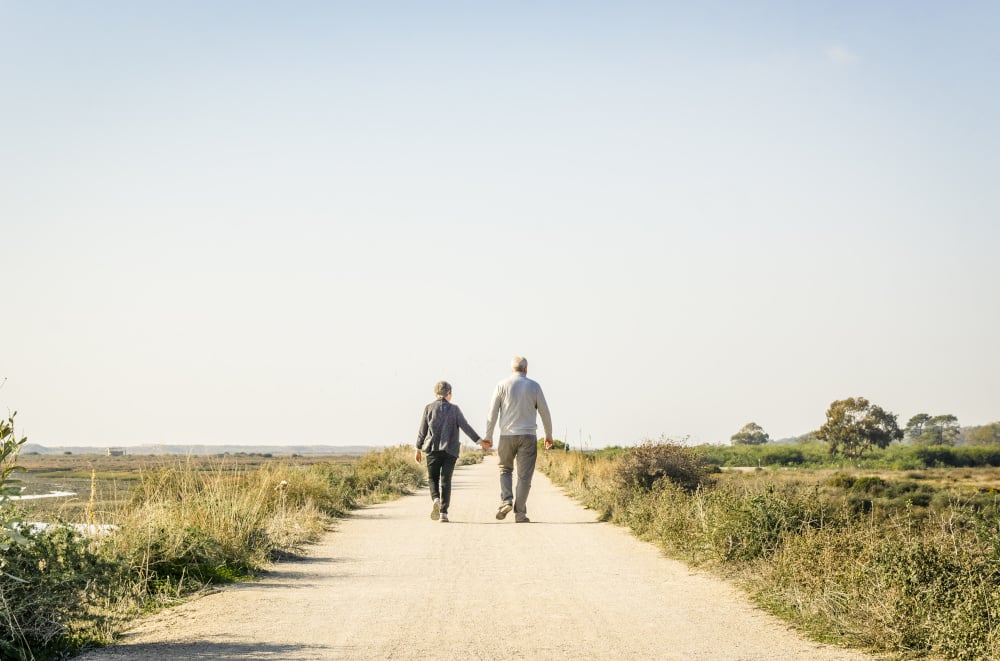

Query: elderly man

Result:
[482,356,553,523]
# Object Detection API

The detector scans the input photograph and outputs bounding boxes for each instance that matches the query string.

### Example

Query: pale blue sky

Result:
[3,2,998,447]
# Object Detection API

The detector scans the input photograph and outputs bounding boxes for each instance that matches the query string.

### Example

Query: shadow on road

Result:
[78,640,352,660]
[440,520,602,526]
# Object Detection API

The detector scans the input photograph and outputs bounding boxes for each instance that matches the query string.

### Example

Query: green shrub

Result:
[914,446,961,467]
[303,462,361,515]
[757,446,805,466]
[755,507,1000,660]
[1,524,123,660]
[353,446,424,500]
[849,475,888,495]
[615,440,715,493]
[824,472,855,489]
[693,442,830,468]
[703,485,820,562]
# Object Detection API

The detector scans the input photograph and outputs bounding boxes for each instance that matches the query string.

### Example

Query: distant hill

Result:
[20,443,382,456]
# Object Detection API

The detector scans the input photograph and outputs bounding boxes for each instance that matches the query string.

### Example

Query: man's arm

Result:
[483,385,502,441]
[536,386,553,441]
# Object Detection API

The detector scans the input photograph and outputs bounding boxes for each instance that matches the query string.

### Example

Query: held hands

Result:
[479,439,493,452]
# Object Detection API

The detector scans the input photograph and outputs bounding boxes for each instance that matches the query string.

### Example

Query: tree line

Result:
[731,399,1000,460]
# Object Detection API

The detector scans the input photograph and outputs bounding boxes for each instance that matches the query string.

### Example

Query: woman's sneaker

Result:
[439,513,449,523]
[430,498,441,520]
[495,502,513,520]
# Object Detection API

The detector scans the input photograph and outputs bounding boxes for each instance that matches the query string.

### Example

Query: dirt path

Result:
[78,456,872,660]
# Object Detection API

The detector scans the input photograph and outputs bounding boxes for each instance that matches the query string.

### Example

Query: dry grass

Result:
[3,446,431,660]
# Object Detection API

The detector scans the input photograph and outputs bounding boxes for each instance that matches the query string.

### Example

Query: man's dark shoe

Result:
[496,502,513,520]
[515,517,531,523]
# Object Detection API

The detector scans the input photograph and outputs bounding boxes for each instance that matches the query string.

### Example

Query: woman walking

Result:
[415,381,489,522]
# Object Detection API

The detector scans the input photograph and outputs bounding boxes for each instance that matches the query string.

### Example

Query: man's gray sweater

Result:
[484,372,552,439]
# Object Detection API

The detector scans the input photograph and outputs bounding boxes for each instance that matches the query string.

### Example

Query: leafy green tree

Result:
[795,430,818,444]
[916,414,960,446]
[965,422,1000,446]
[904,413,932,443]
[815,397,903,460]
[731,422,771,445]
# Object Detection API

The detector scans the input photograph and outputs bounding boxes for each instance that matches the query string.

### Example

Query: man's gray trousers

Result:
[497,434,538,520]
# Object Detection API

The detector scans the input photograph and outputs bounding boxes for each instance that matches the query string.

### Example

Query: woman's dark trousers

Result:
[426,451,458,514]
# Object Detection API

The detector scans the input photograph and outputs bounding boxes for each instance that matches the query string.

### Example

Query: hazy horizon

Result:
[3,3,998,448]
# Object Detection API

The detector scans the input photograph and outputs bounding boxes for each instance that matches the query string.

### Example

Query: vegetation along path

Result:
[78,456,872,660]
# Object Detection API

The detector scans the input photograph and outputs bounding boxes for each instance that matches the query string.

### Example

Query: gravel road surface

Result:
[78,455,872,660]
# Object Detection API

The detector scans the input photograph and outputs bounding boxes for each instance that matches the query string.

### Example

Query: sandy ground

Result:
[77,456,873,660]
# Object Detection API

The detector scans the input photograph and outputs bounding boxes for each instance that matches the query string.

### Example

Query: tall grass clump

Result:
[457,447,485,466]
[106,459,321,591]
[539,447,619,517]
[104,446,424,598]
[353,446,425,501]
[614,440,716,493]
[542,448,1000,660]
[2,413,120,660]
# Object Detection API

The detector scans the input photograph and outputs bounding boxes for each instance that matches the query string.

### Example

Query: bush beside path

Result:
[77,457,871,660]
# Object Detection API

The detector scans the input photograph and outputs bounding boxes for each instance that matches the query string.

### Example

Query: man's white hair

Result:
[511,356,528,373]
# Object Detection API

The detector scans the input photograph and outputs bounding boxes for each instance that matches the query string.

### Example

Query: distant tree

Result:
[965,422,1000,446]
[915,414,961,446]
[539,438,568,450]
[815,397,903,460]
[795,430,818,444]
[731,422,770,445]
[905,413,932,443]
